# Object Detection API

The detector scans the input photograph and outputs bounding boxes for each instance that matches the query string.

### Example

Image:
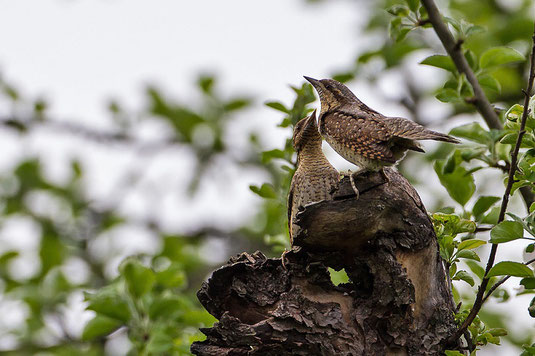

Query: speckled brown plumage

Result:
[304,77,460,172]
[288,110,339,243]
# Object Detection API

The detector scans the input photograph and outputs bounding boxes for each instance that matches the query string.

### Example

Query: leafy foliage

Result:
[1,0,535,355]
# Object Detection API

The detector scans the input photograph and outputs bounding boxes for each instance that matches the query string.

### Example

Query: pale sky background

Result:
[0,0,533,354]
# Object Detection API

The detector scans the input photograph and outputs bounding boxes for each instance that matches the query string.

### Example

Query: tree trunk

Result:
[191,168,460,355]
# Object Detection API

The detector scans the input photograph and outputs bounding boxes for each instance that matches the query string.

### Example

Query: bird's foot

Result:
[349,173,360,199]
[281,249,290,270]
[340,170,361,198]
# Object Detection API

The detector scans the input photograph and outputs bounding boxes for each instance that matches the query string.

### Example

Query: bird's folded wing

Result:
[323,110,396,163]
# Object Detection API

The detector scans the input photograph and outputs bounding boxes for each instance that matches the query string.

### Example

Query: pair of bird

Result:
[288,77,460,242]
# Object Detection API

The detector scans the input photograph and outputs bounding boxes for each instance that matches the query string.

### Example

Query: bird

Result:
[287,110,340,245]
[304,76,459,195]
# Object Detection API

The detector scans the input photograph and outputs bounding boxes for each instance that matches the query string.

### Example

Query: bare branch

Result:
[0,116,178,152]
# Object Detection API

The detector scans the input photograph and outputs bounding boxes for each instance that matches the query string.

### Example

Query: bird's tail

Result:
[386,117,460,144]
[417,129,460,144]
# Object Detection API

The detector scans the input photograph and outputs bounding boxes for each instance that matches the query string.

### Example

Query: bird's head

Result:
[292,110,321,151]
[304,76,359,114]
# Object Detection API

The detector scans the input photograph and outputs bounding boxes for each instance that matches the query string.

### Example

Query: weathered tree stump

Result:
[191,168,459,355]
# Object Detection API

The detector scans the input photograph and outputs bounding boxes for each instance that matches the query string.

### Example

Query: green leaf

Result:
[85,289,130,322]
[119,258,156,298]
[465,25,485,38]
[420,55,456,73]
[456,249,481,261]
[490,221,524,244]
[0,251,19,266]
[487,261,534,278]
[249,183,277,199]
[453,270,475,286]
[472,196,501,219]
[505,103,524,122]
[464,50,478,71]
[449,263,457,278]
[443,17,460,32]
[480,47,525,69]
[521,277,535,289]
[482,206,500,225]
[261,149,286,164]
[458,239,486,251]
[445,351,464,356]
[432,213,476,235]
[328,268,349,286]
[224,98,251,112]
[436,88,460,103]
[156,263,187,288]
[149,296,184,320]
[466,260,485,280]
[527,244,535,253]
[449,122,491,145]
[265,101,289,113]
[81,315,122,341]
[478,74,501,94]
[434,159,476,206]
[529,297,535,318]
[331,72,355,83]
[488,328,507,337]
[198,75,214,94]
[387,5,410,17]
[389,17,412,42]
[405,0,419,12]
[146,330,174,354]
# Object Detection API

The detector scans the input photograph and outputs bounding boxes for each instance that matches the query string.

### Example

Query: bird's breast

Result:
[325,136,390,171]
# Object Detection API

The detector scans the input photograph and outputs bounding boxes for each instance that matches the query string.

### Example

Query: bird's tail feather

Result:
[387,117,460,144]
[418,129,460,144]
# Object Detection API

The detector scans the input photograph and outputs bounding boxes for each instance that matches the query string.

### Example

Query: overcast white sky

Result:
[0,0,532,354]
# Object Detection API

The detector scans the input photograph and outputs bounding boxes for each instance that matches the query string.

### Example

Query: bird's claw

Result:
[349,173,359,199]
[341,170,360,198]
[281,249,290,270]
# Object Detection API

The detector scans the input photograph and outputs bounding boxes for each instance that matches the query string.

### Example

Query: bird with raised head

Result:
[288,110,340,244]
[304,76,459,196]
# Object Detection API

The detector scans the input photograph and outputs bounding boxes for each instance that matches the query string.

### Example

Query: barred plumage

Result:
[304,77,459,173]
[288,110,339,243]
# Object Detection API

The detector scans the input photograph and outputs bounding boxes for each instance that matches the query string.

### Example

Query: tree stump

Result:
[191,168,459,355]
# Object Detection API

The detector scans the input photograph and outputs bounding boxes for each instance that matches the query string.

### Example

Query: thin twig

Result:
[447,23,535,344]
[0,116,178,152]
[481,257,535,305]
[474,225,493,233]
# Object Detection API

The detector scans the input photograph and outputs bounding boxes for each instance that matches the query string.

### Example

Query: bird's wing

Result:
[385,117,460,144]
[323,110,397,163]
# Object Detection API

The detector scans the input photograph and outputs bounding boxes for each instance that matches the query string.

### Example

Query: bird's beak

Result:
[305,109,318,130]
[304,76,320,88]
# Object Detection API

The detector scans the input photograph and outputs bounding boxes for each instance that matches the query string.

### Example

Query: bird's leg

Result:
[341,168,365,198]
[349,174,359,199]
[281,249,290,270]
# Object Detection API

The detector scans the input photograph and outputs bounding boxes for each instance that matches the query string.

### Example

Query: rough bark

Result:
[191,168,459,355]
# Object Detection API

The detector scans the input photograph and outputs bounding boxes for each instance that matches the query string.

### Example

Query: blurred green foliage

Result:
[0,0,534,355]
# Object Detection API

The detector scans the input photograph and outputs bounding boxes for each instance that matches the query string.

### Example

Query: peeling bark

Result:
[192,168,459,355]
